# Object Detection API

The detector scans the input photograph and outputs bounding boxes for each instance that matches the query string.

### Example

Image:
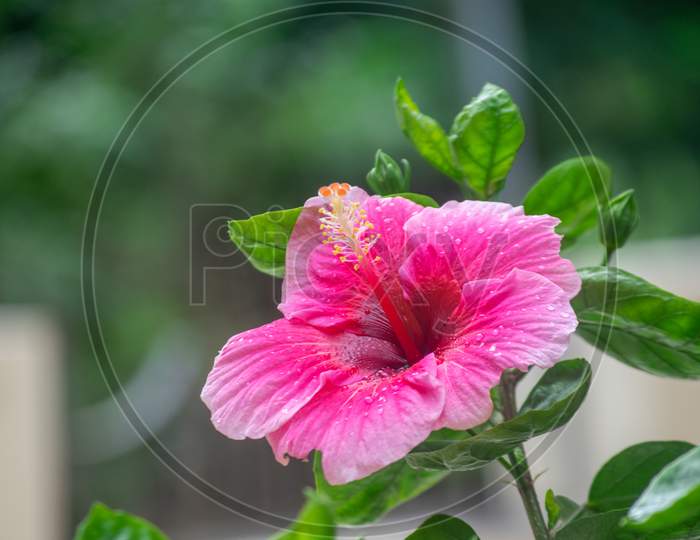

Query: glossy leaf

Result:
[573,267,700,378]
[405,514,480,539]
[391,192,439,208]
[228,207,301,278]
[449,83,524,199]
[407,359,591,471]
[524,156,611,249]
[394,78,461,180]
[273,491,335,540]
[623,446,700,533]
[74,503,168,540]
[366,149,411,195]
[313,452,447,525]
[588,441,694,512]
[600,189,639,258]
[555,509,626,540]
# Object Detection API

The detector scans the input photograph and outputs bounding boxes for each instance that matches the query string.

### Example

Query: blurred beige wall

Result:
[0,308,65,540]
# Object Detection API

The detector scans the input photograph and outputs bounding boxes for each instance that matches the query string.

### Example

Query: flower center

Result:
[318,183,423,363]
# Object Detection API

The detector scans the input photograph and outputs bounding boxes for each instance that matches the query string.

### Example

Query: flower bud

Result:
[366,149,411,195]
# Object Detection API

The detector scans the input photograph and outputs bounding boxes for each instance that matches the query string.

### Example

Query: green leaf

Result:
[405,514,480,539]
[546,489,562,529]
[623,446,700,533]
[74,503,168,540]
[272,491,335,540]
[555,509,626,540]
[554,495,584,527]
[600,189,639,259]
[228,207,302,278]
[394,78,461,180]
[588,441,694,512]
[449,83,524,199]
[573,267,700,378]
[366,149,411,195]
[391,192,439,208]
[407,359,591,471]
[313,452,447,525]
[523,156,611,249]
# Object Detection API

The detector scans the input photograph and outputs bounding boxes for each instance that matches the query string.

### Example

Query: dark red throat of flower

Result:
[361,265,424,363]
[318,182,424,364]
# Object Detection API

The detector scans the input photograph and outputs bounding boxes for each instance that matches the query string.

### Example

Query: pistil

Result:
[318,183,423,363]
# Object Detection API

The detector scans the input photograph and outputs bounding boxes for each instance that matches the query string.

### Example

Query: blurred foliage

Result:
[1,0,698,536]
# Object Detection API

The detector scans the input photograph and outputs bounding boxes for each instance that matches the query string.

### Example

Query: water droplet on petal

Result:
[546,305,555,311]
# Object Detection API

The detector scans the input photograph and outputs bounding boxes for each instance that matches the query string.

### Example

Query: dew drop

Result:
[364,396,374,404]
[546,305,555,311]
[477,227,485,234]
[489,344,497,352]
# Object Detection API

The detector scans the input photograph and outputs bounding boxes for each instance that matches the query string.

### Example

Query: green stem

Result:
[457,179,481,201]
[499,370,550,540]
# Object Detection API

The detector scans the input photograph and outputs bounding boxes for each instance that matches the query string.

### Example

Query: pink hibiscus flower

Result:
[201,184,580,485]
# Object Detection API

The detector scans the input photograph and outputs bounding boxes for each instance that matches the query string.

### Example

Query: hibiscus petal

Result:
[267,354,444,484]
[398,243,465,351]
[436,269,578,430]
[403,200,581,298]
[279,188,424,332]
[201,319,356,440]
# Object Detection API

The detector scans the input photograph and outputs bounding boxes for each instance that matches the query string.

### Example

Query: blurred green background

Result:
[1,0,698,538]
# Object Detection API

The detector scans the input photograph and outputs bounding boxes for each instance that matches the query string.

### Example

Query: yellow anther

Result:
[316,182,379,270]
